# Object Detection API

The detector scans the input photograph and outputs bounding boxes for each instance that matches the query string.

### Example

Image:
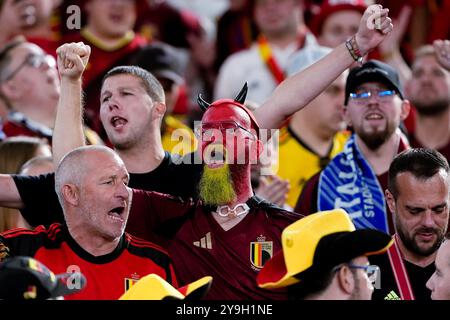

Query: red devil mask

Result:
[196,83,262,166]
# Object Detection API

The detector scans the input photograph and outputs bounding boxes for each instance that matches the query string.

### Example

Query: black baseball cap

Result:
[345,60,404,105]
[131,43,184,85]
[0,256,87,300]
[300,229,393,278]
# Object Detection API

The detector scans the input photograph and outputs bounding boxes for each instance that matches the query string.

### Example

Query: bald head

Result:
[55,146,126,206]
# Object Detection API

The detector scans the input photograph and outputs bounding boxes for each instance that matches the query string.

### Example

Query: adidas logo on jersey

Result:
[193,232,212,249]
[384,290,401,300]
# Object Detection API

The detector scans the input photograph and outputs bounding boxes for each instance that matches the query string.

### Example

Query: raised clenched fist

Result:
[56,42,91,81]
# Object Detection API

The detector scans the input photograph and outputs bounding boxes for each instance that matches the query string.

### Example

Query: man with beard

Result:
[0,6,395,299]
[296,60,410,235]
[0,146,177,299]
[406,40,450,160]
[370,148,449,300]
[125,92,305,299]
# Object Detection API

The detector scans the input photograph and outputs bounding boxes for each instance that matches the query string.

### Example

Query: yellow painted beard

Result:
[199,164,237,206]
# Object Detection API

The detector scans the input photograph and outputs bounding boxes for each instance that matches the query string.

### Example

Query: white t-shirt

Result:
[214,33,317,106]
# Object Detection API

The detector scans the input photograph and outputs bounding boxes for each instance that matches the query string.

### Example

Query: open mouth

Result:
[107,206,125,222]
[204,144,226,168]
[365,113,384,121]
[109,13,124,23]
[111,116,128,129]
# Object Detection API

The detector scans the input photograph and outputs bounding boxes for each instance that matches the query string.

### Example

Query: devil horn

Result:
[234,82,248,104]
[197,94,211,112]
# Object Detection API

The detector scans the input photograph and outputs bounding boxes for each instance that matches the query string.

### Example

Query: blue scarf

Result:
[317,134,389,233]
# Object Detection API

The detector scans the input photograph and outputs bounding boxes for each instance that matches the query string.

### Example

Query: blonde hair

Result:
[0,136,51,232]
[414,45,436,60]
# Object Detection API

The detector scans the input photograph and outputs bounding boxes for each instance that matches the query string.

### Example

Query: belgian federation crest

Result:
[250,235,273,269]
[124,273,140,292]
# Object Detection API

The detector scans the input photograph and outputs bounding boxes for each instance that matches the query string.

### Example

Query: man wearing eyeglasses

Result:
[0,39,59,141]
[0,5,395,299]
[257,209,393,300]
[0,39,102,145]
[296,60,411,235]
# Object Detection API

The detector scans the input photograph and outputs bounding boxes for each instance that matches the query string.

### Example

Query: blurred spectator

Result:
[0,0,26,47]
[0,39,58,141]
[214,0,317,105]
[308,1,413,88]
[135,1,216,105]
[309,0,367,49]
[379,0,450,61]
[246,101,290,209]
[426,0,450,44]
[0,136,51,232]
[62,0,147,138]
[0,39,102,144]
[130,42,197,155]
[20,155,54,176]
[214,0,258,71]
[277,45,349,208]
[19,0,63,57]
[134,0,203,48]
[0,0,63,56]
[406,42,450,161]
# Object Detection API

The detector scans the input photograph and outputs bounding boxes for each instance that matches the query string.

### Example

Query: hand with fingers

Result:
[255,175,290,208]
[355,4,394,56]
[56,42,91,81]
[434,39,450,71]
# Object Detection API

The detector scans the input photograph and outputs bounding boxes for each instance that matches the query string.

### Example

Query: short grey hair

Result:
[55,146,121,207]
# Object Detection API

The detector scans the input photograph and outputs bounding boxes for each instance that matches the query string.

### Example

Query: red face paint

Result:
[196,99,259,167]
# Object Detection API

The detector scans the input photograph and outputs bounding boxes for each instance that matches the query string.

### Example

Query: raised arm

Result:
[0,175,23,209]
[53,42,91,165]
[255,5,393,129]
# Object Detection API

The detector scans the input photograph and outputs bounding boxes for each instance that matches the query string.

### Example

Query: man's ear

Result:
[62,184,79,206]
[337,265,355,295]
[385,189,396,216]
[400,99,411,121]
[152,102,167,120]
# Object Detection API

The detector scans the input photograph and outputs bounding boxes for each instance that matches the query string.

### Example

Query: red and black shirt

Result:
[0,223,177,300]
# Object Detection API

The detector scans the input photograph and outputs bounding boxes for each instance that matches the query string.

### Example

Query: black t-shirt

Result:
[13,151,204,227]
[370,252,434,300]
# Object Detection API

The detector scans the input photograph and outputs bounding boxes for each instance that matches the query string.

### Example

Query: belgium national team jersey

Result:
[370,251,433,301]
[0,223,177,300]
[275,126,349,208]
[128,190,303,300]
